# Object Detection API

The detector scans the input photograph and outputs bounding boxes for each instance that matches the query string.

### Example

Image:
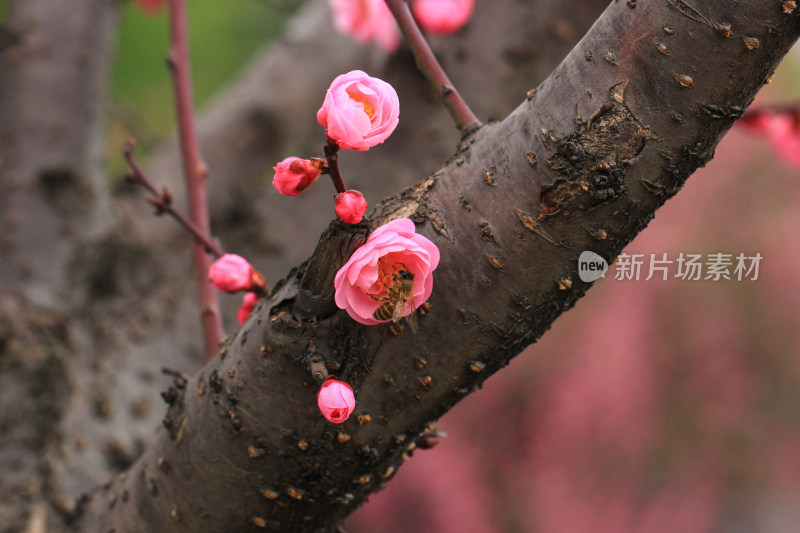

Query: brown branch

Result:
[167,0,223,361]
[123,140,225,258]
[69,2,800,532]
[384,0,481,133]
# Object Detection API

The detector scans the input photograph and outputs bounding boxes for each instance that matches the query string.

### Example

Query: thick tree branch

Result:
[17,1,609,526]
[70,2,800,532]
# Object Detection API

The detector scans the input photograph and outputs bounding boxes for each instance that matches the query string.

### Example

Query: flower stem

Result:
[167,0,223,361]
[325,140,347,194]
[384,0,481,133]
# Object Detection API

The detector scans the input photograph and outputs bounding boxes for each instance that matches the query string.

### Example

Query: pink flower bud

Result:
[272,157,321,196]
[237,292,259,325]
[317,70,400,151]
[209,254,265,293]
[328,0,401,52]
[412,0,474,35]
[334,218,440,325]
[317,379,356,423]
[335,190,368,224]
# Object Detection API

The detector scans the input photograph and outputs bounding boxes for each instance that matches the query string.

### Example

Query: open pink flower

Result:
[335,190,368,224]
[328,0,401,52]
[237,292,259,325]
[317,378,356,423]
[334,218,440,325]
[209,254,266,293]
[272,157,321,196]
[412,0,474,34]
[317,70,400,151]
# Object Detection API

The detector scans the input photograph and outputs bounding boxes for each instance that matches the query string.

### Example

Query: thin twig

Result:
[324,141,347,194]
[167,0,223,360]
[123,140,225,258]
[384,0,481,133]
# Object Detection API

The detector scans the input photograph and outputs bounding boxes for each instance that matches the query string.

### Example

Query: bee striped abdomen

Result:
[373,302,396,321]
[372,268,414,323]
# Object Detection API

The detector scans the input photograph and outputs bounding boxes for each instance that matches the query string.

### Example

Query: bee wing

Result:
[391,297,407,322]
[405,308,419,334]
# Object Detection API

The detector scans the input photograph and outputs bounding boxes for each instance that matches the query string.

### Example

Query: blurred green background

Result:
[106,0,295,177]
[1,0,292,173]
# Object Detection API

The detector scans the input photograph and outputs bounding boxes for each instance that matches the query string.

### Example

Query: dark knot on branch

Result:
[292,218,370,319]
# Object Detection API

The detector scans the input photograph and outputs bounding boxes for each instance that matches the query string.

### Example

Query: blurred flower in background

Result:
[345,52,800,533]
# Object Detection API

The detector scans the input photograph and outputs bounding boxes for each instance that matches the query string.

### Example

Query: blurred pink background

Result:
[345,52,800,533]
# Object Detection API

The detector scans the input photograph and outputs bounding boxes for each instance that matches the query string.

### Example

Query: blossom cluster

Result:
[272,70,400,224]
[318,218,439,422]
[215,2,456,423]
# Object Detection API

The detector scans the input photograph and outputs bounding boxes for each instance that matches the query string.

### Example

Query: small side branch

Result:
[167,0,223,360]
[385,0,481,133]
[123,140,224,258]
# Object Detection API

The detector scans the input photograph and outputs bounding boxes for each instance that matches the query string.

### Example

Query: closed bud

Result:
[317,379,356,423]
[272,157,321,196]
[209,254,265,293]
[334,190,368,224]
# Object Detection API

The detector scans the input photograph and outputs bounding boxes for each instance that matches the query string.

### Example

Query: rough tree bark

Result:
[0,0,612,531]
[63,1,800,532]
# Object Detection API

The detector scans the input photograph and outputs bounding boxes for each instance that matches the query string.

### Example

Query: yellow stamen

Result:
[346,88,375,120]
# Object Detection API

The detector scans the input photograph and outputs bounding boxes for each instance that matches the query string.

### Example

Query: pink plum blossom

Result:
[334,218,439,325]
[740,111,800,169]
[335,190,368,224]
[208,254,265,293]
[328,0,401,52]
[317,378,356,423]
[272,157,321,196]
[237,292,259,325]
[412,0,474,35]
[317,70,400,151]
